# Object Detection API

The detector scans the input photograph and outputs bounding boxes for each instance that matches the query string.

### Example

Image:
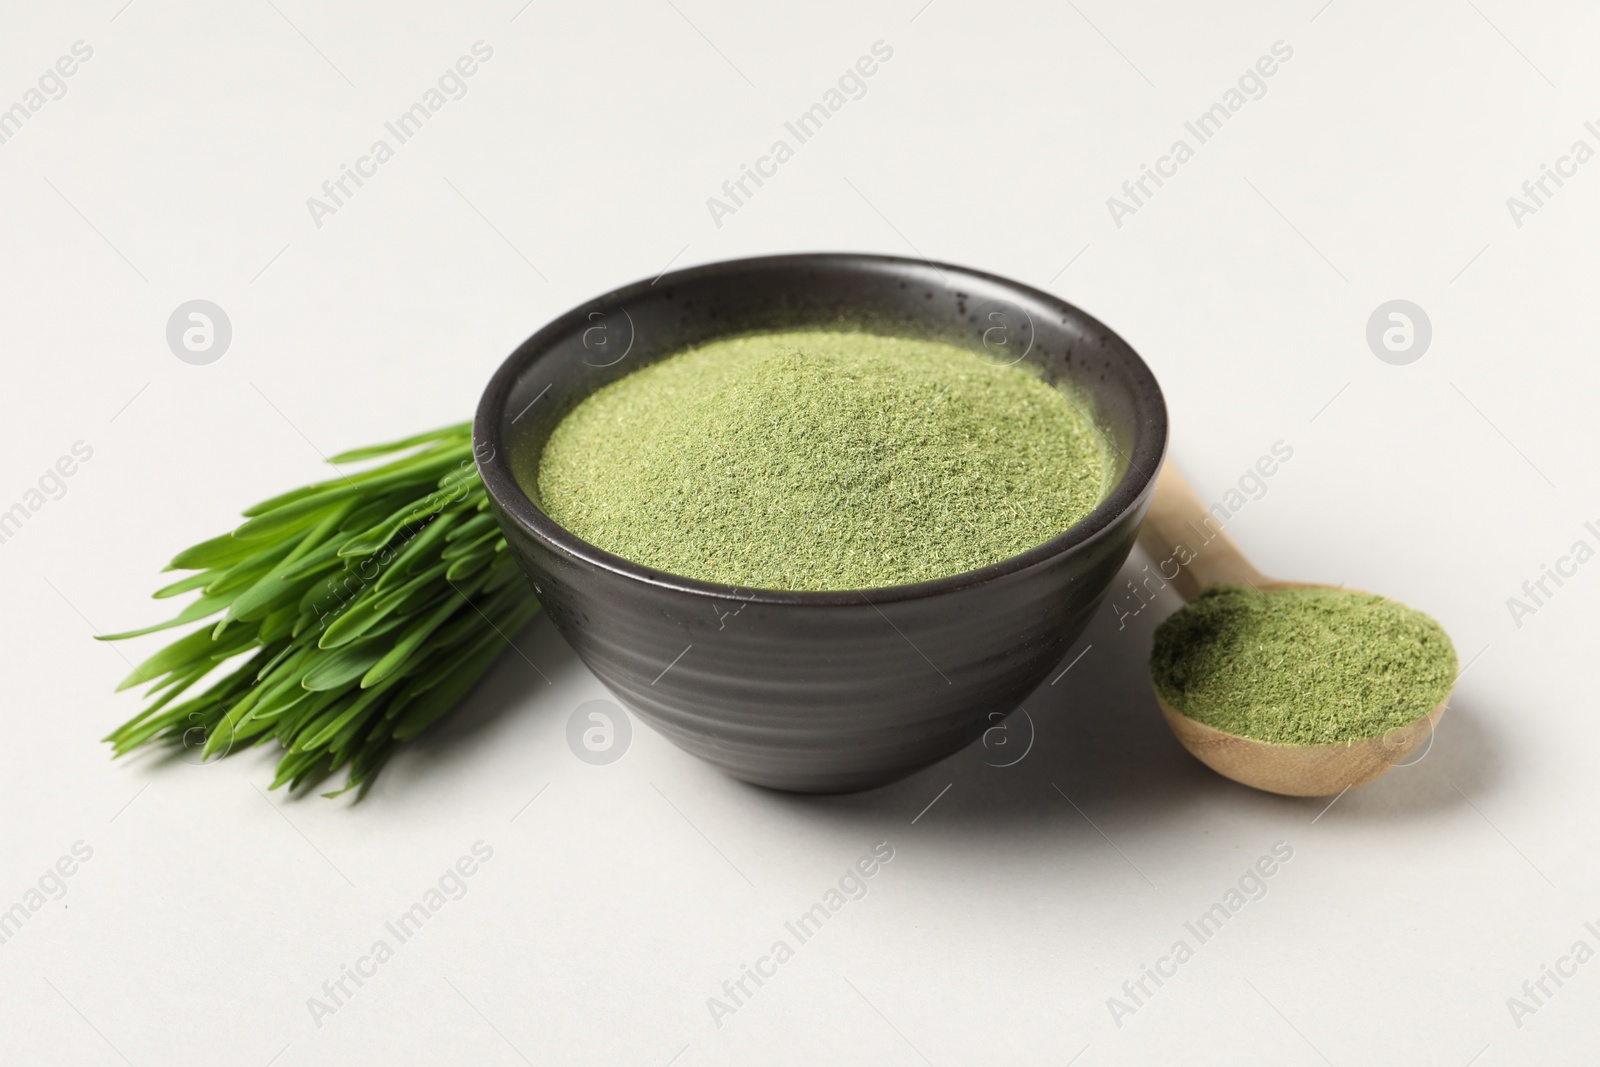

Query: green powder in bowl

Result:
[533,329,1115,591]
[1149,584,1457,745]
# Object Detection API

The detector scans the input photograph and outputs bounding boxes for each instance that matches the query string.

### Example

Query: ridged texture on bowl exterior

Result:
[476,254,1166,793]
[491,495,1142,791]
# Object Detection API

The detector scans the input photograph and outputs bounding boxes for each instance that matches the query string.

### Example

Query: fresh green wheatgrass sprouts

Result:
[102,423,538,797]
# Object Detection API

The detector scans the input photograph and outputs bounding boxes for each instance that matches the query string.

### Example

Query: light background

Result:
[1,1,1596,1064]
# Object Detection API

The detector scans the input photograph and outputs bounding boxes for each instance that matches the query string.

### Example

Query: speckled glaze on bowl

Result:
[475,253,1167,793]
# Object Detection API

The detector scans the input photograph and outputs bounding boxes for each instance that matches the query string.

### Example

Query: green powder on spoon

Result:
[1149,584,1457,745]
[533,329,1115,591]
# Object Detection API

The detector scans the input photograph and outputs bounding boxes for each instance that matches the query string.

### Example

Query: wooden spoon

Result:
[1135,463,1448,797]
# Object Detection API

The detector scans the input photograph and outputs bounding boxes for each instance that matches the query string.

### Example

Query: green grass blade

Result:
[302,640,386,691]
[376,509,461,589]
[301,675,402,750]
[169,531,260,571]
[226,504,353,623]
[153,571,215,599]
[326,423,471,463]
[443,510,497,544]
[98,592,234,641]
[392,632,508,740]
[440,527,500,562]
[115,624,250,691]
[360,596,463,688]
[316,588,396,649]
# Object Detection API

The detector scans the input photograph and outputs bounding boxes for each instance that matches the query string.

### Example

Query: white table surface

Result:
[3,2,1597,1063]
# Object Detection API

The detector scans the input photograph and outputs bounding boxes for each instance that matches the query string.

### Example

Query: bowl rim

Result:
[474,251,1168,606]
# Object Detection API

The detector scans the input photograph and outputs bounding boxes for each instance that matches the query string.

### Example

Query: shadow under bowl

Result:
[474,253,1168,792]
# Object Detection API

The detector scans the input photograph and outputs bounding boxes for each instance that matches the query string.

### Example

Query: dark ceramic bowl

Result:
[475,253,1166,793]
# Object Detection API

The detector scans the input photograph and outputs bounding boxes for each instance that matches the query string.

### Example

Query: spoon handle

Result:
[1135,462,1270,602]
